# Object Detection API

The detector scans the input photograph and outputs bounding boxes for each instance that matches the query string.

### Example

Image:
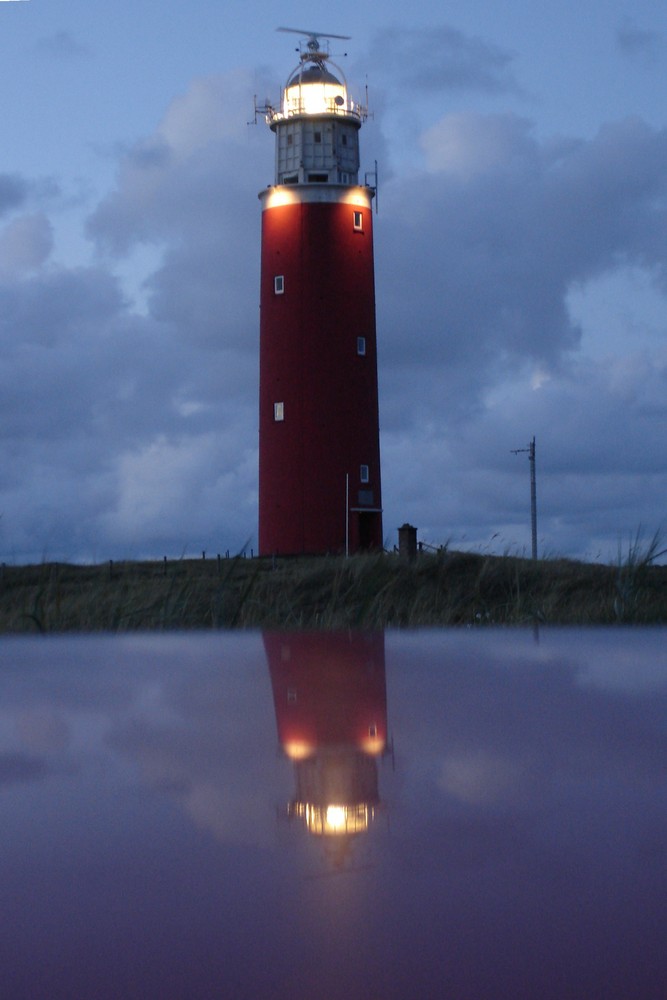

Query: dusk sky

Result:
[2,1,667,563]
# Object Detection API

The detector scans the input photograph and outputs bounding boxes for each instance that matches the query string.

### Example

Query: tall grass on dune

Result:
[0,544,666,632]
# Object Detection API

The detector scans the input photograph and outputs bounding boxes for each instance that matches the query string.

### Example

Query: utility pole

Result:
[511,436,537,560]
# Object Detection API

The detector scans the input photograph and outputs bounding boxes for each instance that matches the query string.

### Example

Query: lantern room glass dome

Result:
[283,61,348,117]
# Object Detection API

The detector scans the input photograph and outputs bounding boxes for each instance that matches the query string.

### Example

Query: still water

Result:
[1,629,666,999]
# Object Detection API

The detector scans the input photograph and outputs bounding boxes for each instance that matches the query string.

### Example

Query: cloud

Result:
[366,25,519,94]
[0,265,123,353]
[15,708,70,753]
[377,114,667,417]
[368,110,667,553]
[0,242,257,558]
[1,70,263,559]
[0,751,48,786]
[421,111,538,176]
[99,430,257,551]
[0,174,28,216]
[616,18,664,59]
[87,71,264,255]
[380,345,667,556]
[35,30,91,60]
[3,52,667,562]
[438,750,528,805]
[0,213,53,275]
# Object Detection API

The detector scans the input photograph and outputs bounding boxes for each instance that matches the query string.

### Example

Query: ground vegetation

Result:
[1,545,666,632]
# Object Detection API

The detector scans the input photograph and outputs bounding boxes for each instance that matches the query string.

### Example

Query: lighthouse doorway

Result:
[358,512,378,551]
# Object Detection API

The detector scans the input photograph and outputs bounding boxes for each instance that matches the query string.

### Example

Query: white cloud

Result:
[421,112,537,176]
[100,431,257,551]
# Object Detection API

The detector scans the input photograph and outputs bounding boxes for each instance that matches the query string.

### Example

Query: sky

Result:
[1,1,667,564]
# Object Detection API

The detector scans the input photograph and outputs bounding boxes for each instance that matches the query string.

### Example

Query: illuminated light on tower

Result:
[258,28,383,555]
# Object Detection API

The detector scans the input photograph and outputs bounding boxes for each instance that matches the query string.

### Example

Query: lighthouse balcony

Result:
[267,96,366,126]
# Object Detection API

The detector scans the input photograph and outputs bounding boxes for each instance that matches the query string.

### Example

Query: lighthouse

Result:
[258,29,383,556]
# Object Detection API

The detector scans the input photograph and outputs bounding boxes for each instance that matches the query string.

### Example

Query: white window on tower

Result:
[274,402,284,422]
[274,275,284,294]
[357,336,366,356]
[353,211,363,231]
[360,464,369,483]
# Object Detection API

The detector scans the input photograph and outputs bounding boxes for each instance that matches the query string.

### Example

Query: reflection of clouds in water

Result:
[126,734,280,849]
[575,653,667,694]
[183,779,281,846]
[438,750,529,806]
[468,630,667,695]
[109,698,282,852]
[0,706,70,787]
[3,630,665,867]
[2,635,275,849]
[132,741,192,793]
[15,707,70,754]
[0,751,48,786]
[183,780,237,841]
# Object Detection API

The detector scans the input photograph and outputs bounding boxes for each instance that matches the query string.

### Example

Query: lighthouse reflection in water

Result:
[265,632,390,865]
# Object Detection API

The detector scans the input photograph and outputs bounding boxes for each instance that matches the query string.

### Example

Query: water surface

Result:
[1,629,665,999]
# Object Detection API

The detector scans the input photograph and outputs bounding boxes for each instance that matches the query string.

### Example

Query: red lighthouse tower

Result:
[258,29,383,556]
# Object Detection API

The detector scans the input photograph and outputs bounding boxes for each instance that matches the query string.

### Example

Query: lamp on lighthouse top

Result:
[266,28,366,127]
[283,63,347,118]
[261,28,369,191]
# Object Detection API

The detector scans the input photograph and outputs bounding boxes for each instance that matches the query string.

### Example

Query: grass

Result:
[0,546,666,633]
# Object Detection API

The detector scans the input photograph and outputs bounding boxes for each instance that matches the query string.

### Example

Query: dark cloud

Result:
[35,30,91,61]
[380,348,667,555]
[0,751,48,786]
[0,250,256,559]
[0,174,28,216]
[0,212,53,274]
[365,25,519,95]
[376,114,667,423]
[0,265,124,350]
[616,18,663,58]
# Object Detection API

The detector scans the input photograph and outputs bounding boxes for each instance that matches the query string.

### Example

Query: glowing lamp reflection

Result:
[326,805,346,831]
[360,735,386,756]
[290,802,373,836]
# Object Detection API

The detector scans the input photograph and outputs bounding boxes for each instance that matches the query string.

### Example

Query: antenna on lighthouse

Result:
[277,26,351,42]
[276,26,351,61]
